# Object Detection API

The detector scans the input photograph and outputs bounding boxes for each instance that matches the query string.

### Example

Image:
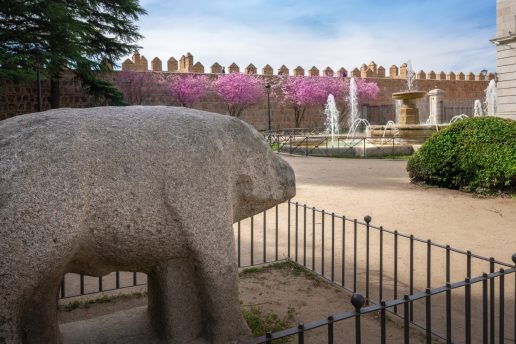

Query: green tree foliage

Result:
[407,117,516,194]
[0,0,146,106]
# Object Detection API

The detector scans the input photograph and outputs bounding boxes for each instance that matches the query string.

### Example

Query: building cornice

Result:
[491,33,516,45]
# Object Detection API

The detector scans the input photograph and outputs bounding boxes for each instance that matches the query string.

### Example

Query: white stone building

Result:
[491,0,516,119]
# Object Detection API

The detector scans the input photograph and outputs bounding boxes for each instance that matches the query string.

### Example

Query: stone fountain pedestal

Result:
[369,90,448,143]
[393,91,427,125]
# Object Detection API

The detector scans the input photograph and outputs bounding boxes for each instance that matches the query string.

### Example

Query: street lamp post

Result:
[33,48,43,112]
[265,83,271,139]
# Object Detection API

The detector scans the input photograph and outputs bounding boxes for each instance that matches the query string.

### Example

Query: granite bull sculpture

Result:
[0,106,296,343]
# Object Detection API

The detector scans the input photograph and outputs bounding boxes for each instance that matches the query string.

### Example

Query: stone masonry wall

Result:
[1,58,490,129]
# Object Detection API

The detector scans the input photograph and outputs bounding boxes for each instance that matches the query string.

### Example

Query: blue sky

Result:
[131,0,496,74]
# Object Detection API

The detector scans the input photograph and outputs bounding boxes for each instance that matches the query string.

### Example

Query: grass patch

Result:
[242,306,296,343]
[60,291,148,312]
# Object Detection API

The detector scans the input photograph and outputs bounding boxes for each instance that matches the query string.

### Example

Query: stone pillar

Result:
[427,89,445,124]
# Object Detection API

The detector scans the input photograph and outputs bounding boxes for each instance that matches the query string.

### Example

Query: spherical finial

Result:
[512,253,516,265]
[364,215,372,223]
[351,293,366,311]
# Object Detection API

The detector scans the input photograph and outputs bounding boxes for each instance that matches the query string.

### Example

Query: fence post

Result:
[446,245,451,283]
[513,254,516,344]
[251,216,254,266]
[409,235,414,321]
[465,278,472,344]
[298,322,305,344]
[322,210,325,277]
[312,207,316,271]
[328,316,334,344]
[364,215,371,302]
[404,295,410,344]
[427,240,431,289]
[490,258,495,344]
[483,273,489,344]
[265,331,272,344]
[379,226,384,302]
[263,211,267,264]
[303,204,307,267]
[446,282,452,343]
[499,269,505,344]
[426,288,432,344]
[353,219,358,292]
[352,294,366,344]
[394,230,398,313]
[295,202,299,263]
[331,213,335,281]
[380,300,387,344]
[237,221,241,267]
[275,205,279,262]
[287,201,291,258]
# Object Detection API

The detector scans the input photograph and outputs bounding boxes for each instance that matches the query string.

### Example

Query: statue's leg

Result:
[0,291,22,344]
[20,275,63,344]
[148,258,207,344]
[189,222,251,344]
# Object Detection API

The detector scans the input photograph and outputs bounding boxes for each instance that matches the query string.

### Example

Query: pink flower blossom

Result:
[213,73,264,117]
[116,71,165,105]
[275,76,347,127]
[354,78,380,105]
[168,75,209,107]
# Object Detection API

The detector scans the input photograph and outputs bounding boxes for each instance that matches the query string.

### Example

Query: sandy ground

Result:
[282,155,516,264]
[59,265,428,343]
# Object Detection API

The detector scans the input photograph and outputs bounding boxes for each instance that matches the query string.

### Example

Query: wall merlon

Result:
[278,65,289,76]
[294,66,305,76]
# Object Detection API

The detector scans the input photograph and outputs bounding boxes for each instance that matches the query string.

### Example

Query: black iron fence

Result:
[246,265,516,344]
[59,201,515,343]
[267,134,417,158]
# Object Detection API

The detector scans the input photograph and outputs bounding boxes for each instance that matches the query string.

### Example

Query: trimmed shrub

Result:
[407,117,516,194]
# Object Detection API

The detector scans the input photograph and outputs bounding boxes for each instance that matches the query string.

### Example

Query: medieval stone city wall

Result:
[0,52,492,129]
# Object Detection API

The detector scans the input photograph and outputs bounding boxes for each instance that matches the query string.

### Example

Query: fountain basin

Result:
[392,91,427,101]
[369,124,449,143]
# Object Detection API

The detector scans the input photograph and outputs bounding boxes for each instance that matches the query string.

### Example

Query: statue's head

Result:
[229,119,295,222]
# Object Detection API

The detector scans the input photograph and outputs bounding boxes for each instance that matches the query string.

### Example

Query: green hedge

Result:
[407,117,516,194]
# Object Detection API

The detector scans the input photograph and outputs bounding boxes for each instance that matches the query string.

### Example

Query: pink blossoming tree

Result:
[168,75,209,107]
[275,76,347,127]
[116,71,165,105]
[212,73,264,117]
[354,78,380,105]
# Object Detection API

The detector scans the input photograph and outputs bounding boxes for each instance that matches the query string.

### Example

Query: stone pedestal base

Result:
[399,106,420,125]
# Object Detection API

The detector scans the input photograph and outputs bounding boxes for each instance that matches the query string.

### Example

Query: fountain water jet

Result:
[450,114,470,123]
[324,94,340,147]
[473,100,483,117]
[347,118,370,140]
[485,80,497,116]
[349,77,359,128]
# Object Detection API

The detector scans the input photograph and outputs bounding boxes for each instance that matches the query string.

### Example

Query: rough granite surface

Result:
[0,106,296,343]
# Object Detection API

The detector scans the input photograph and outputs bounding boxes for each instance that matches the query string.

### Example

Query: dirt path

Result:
[283,155,516,264]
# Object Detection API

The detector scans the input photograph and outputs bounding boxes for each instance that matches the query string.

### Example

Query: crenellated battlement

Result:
[121,52,495,81]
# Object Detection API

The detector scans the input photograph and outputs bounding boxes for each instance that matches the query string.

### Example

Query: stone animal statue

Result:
[0,106,296,344]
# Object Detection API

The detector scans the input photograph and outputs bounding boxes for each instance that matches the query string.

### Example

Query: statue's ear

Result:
[235,174,253,200]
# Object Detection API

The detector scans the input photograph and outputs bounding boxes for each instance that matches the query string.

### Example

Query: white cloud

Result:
[128,1,496,74]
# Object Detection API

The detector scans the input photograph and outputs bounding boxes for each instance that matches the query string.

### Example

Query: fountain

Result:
[485,80,497,116]
[324,94,339,147]
[348,77,359,128]
[473,99,483,117]
[369,61,445,142]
